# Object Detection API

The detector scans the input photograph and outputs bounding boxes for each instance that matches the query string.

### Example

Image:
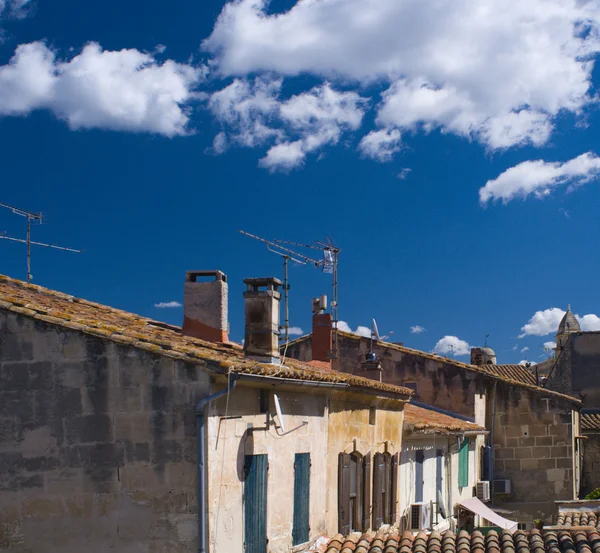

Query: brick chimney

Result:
[182,271,228,343]
[243,277,281,363]
[311,295,332,362]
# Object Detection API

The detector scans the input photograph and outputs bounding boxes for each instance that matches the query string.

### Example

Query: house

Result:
[400,403,488,532]
[0,272,412,553]
[285,307,583,523]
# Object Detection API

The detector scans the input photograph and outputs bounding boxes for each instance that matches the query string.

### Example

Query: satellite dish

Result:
[372,319,381,341]
[437,489,447,519]
[273,394,286,433]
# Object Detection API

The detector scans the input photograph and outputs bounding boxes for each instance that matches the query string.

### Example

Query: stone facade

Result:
[0,310,210,553]
[582,432,600,496]
[489,383,578,522]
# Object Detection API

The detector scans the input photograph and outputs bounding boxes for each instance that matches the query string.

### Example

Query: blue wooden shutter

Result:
[293,453,310,546]
[458,438,469,489]
[244,454,268,553]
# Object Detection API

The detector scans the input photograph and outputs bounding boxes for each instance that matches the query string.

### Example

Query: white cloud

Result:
[480,152,600,204]
[519,307,600,337]
[521,346,529,353]
[204,0,600,150]
[211,79,367,170]
[287,326,304,336]
[410,325,426,334]
[543,341,556,351]
[433,335,470,357]
[0,42,202,136]
[337,321,371,338]
[358,128,401,162]
[519,360,537,366]
[1,0,33,20]
[154,301,182,308]
[397,168,412,180]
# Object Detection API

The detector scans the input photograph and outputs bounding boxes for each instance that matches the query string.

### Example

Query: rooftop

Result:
[581,412,600,432]
[0,274,413,399]
[323,529,600,553]
[556,511,599,528]
[287,331,581,404]
[403,404,487,435]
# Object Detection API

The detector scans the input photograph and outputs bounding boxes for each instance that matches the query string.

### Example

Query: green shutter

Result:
[458,438,469,488]
[293,453,310,546]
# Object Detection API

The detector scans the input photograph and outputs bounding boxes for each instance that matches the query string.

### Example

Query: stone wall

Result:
[0,310,211,553]
[490,383,576,522]
[581,432,600,497]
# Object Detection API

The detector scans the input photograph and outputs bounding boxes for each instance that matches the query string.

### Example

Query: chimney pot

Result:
[182,271,228,343]
[243,277,282,363]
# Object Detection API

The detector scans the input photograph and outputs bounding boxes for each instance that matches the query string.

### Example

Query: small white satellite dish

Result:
[273,394,286,433]
[372,318,381,341]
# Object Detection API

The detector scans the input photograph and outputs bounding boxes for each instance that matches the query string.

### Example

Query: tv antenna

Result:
[0,202,81,283]
[239,231,340,360]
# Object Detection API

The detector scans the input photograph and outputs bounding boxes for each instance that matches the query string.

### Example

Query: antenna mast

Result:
[0,202,81,282]
[240,231,340,361]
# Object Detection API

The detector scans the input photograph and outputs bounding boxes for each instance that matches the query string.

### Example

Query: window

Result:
[458,438,470,489]
[339,452,370,534]
[372,452,399,528]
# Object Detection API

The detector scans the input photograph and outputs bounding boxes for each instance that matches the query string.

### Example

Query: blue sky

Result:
[1,0,600,364]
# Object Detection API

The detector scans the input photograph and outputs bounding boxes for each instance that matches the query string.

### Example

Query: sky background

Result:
[1,0,600,364]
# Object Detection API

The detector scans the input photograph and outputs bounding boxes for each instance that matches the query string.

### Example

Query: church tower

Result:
[555,305,580,355]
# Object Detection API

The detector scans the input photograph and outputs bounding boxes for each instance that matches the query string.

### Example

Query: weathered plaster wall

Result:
[490,384,576,522]
[326,393,405,533]
[0,310,210,553]
[581,432,600,496]
[205,385,329,553]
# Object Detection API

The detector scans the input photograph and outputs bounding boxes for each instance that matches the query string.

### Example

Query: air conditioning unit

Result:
[493,479,511,494]
[409,502,431,531]
[476,481,490,502]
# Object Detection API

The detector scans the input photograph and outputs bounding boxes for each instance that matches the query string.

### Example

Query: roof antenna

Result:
[484,333,490,347]
[0,202,81,283]
[240,231,340,360]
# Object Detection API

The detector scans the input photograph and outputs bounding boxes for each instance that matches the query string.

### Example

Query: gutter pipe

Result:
[197,375,239,553]
[490,381,497,508]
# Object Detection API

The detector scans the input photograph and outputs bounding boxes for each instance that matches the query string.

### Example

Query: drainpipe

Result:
[197,376,238,553]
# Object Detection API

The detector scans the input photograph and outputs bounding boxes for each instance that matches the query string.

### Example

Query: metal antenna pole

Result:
[332,248,339,366]
[27,216,32,283]
[283,256,289,344]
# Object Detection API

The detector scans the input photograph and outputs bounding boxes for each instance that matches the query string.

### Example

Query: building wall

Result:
[0,310,211,553]
[205,385,329,553]
[326,393,405,533]
[490,383,576,522]
[550,333,600,407]
[287,335,481,419]
[581,432,600,497]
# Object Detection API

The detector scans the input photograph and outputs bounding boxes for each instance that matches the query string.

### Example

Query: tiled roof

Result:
[480,365,537,386]
[0,274,413,398]
[324,529,600,553]
[403,404,487,435]
[556,511,600,528]
[296,332,580,404]
[581,412,600,432]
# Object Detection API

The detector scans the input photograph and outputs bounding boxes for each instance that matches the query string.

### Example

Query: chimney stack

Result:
[243,277,282,363]
[311,295,332,362]
[182,271,228,343]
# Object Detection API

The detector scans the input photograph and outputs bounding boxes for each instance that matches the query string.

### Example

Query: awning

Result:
[458,497,518,532]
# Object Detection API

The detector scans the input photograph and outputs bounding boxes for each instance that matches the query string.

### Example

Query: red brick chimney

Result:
[182,271,228,343]
[312,296,332,362]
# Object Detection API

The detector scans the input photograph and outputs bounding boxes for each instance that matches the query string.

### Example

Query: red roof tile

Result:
[404,404,487,435]
[581,412,600,432]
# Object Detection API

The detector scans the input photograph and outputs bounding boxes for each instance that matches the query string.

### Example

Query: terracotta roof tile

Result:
[555,512,600,528]
[480,365,537,386]
[0,274,413,399]
[581,413,600,432]
[324,529,600,553]
[403,404,487,435]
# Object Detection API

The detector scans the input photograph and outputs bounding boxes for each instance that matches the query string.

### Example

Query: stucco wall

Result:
[205,385,329,553]
[326,393,405,533]
[491,383,576,522]
[0,310,210,553]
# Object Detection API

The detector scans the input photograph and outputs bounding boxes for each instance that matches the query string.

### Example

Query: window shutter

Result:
[354,453,363,532]
[372,452,384,529]
[362,452,371,531]
[383,453,392,524]
[391,453,399,524]
[338,453,351,535]
[458,438,470,488]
